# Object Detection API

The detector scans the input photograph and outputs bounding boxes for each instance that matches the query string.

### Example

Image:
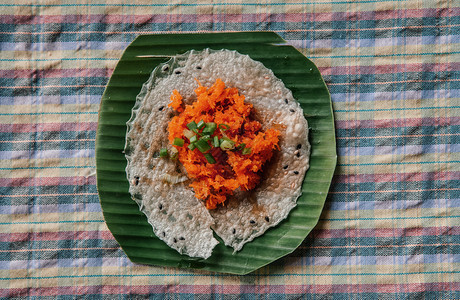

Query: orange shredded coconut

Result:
[167,78,280,209]
[168,89,184,112]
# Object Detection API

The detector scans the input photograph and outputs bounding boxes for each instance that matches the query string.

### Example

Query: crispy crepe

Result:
[125,49,310,258]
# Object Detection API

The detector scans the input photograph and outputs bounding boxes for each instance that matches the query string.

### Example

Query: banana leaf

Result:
[96,32,336,275]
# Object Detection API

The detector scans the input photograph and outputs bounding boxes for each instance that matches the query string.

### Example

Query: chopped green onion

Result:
[197,120,205,130]
[200,135,211,142]
[219,124,230,131]
[237,143,246,150]
[190,135,198,143]
[242,147,252,155]
[221,137,235,144]
[170,147,178,159]
[202,122,217,135]
[188,143,196,150]
[204,153,216,164]
[183,129,194,140]
[213,136,220,147]
[220,139,235,151]
[187,121,197,131]
[173,137,184,147]
[195,138,211,153]
[220,137,233,143]
[159,148,168,158]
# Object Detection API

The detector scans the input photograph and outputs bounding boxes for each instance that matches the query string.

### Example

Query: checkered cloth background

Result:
[1,1,459,299]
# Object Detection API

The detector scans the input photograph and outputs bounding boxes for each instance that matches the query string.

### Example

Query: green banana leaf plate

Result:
[96,32,336,275]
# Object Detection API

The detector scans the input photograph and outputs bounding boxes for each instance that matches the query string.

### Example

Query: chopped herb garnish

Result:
[187,143,196,150]
[159,148,168,158]
[202,122,217,135]
[220,137,233,143]
[170,147,178,159]
[204,153,216,164]
[190,135,198,143]
[183,129,194,140]
[242,147,251,155]
[197,120,205,130]
[173,137,184,147]
[220,139,235,151]
[237,143,246,150]
[200,135,211,142]
[187,121,197,131]
[195,138,211,153]
[213,136,220,147]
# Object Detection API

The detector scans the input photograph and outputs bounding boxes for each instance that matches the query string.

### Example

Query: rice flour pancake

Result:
[125,49,310,258]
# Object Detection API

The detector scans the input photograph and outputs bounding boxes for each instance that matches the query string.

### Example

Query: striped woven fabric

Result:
[1,0,458,298]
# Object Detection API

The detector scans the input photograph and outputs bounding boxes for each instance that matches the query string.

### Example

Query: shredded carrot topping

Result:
[168,89,184,112]
[167,78,280,209]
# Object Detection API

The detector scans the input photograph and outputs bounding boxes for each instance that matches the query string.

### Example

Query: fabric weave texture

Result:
[0,1,458,299]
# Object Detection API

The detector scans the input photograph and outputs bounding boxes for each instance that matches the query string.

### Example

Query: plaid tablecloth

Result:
[1,1,459,298]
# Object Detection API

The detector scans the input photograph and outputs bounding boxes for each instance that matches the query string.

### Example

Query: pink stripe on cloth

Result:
[313,226,459,239]
[319,62,460,76]
[335,117,460,129]
[2,283,458,297]
[3,8,460,24]
[334,171,460,184]
[0,231,114,242]
[0,122,98,133]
